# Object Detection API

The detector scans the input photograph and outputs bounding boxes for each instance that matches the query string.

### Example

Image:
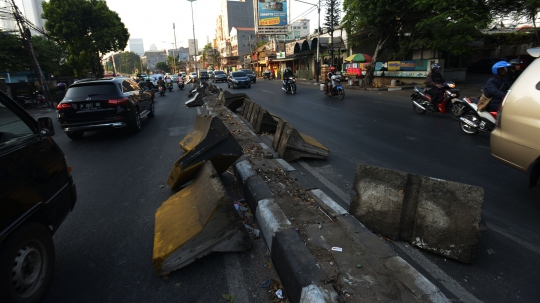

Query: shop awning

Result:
[271,57,296,62]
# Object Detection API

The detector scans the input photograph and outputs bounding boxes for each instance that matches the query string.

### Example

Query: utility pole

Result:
[188,0,199,74]
[10,0,53,109]
[173,23,177,73]
[330,0,334,66]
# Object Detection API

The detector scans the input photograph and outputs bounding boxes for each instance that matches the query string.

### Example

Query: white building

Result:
[0,0,46,35]
[128,38,144,57]
[281,19,310,41]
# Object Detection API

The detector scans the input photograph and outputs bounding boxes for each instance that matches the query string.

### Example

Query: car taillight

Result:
[56,103,73,110]
[108,98,129,106]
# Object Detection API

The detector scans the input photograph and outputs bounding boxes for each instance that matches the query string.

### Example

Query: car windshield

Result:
[191,73,197,76]
[65,83,118,98]
[232,72,246,77]
[215,71,225,75]
[242,70,253,75]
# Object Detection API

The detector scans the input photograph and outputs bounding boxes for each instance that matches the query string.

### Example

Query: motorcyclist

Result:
[55,82,67,106]
[283,67,294,90]
[157,76,165,90]
[482,61,511,112]
[145,78,154,90]
[326,66,336,96]
[425,63,446,104]
[504,58,523,86]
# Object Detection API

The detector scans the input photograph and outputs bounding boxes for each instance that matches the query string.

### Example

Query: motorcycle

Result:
[158,86,165,96]
[177,78,184,90]
[411,81,462,119]
[263,71,273,80]
[166,82,173,92]
[457,96,499,135]
[282,77,297,94]
[326,75,345,100]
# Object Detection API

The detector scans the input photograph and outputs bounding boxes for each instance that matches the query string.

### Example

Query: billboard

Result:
[258,0,288,26]
[188,39,198,56]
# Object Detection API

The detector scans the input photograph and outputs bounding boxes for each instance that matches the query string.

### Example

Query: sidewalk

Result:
[203,92,451,303]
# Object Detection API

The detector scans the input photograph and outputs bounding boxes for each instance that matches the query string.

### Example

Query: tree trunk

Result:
[362,36,389,88]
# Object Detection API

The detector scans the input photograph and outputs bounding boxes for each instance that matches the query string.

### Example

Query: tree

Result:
[42,0,129,78]
[113,51,141,74]
[155,62,169,73]
[488,0,540,44]
[324,0,341,65]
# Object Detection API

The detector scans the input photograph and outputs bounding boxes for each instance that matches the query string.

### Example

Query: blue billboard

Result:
[258,0,288,26]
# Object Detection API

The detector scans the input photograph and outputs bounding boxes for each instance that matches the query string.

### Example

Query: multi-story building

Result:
[141,50,167,71]
[279,19,310,41]
[168,47,189,61]
[128,38,144,57]
[215,0,255,69]
[1,0,46,35]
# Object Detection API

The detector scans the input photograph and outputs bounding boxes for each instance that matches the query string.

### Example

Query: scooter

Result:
[411,81,461,119]
[177,78,184,90]
[282,77,297,94]
[326,75,345,100]
[457,96,499,135]
[166,82,173,92]
[158,86,165,96]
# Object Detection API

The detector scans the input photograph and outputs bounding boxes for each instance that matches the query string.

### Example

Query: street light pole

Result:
[188,0,199,74]
[173,23,177,73]
[294,0,320,82]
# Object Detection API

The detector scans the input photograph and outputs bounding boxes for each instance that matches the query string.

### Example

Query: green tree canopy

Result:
[42,0,129,78]
[113,51,141,74]
[155,62,169,73]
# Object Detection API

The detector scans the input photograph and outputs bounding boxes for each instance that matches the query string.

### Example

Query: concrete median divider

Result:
[218,90,248,111]
[241,97,253,117]
[253,108,278,134]
[185,92,204,107]
[244,100,255,123]
[167,115,243,190]
[153,161,252,276]
[271,116,287,151]
[349,163,484,263]
[248,102,261,127]
[275,122,330,162]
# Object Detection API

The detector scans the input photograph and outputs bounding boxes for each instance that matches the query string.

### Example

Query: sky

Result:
[104,0,324,53]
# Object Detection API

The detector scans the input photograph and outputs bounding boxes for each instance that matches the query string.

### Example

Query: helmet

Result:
[430,63,441,73]
[491,61,511,75]
[509,58,523,66]
[330,66,336,71]
[285,67,291,72]
[159,76,162,80]
[57,82,66,90]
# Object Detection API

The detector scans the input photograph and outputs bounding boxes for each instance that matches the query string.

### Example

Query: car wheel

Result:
[130,108,142,133]
[0,222,54,303]
[148,102,155,118]
[66,132,84,140]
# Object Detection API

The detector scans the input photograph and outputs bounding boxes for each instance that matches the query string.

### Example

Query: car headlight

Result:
[233,79,238,83]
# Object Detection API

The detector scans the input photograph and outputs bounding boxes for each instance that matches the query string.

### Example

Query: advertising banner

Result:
[414,60,428,71]
[400,60,416,71]
[258,0,288,26]
[388,61,401,71]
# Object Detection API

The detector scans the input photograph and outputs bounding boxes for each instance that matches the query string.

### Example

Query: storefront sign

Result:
[400,60,415,71]
[388,61,401,71]
[415,60,428,71]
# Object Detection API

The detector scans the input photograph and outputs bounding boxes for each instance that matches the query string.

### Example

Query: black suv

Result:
[211,70,227,83]
[56,77,155,140]
[227,71,251,89]
[240,69,256,83]
[0,91,77,302]
[199,70,209,81]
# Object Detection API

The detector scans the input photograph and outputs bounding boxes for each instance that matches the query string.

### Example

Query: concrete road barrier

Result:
[241,97,253,117]
[244,100,255,122]
[253,108,278,134]
[218,91,248,111]
[275,122,330,162]
[248,102,261,127]
[350,163,484,263]
[167,115,243,190]
[153,161,252,276]
[271,116,287,151]
[185,92,204,107]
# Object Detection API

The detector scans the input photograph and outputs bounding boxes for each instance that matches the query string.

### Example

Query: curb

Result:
[292,79,417,91]
[221,107,451,303]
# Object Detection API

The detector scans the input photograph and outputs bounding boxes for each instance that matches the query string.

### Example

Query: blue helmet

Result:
[491,61,511,75]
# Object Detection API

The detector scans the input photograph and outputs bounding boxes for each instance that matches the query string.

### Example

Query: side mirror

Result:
[37,117,55,137]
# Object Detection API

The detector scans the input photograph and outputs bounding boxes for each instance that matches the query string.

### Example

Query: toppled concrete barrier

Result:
[349,163,484,263]
[241,97,253,118]
[244,100,255,123]
[218,91,248,111]
[275,121,330,162]
[153,161,252,276]
[253,108,278,134]
[167,115,243,190]
[272,116,287,151]
[248,102,261,127]
[185,92,204,107]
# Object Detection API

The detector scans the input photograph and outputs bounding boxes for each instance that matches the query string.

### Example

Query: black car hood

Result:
[232,76,249,80]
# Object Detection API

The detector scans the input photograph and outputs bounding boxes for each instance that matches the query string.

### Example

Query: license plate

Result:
[79,102,100,110]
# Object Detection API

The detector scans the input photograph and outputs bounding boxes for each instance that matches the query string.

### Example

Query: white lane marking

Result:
[298,161,351,204]
[394,241,483,303]
[223,253,250,303]
[262,90,273,93]
[303,100,340,110]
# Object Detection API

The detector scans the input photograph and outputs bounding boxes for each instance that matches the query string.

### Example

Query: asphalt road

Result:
[37,86,281,303]
[210,78,540,303]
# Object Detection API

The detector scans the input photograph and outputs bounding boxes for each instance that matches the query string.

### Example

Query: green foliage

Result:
[324,0,341,32]
[484,31,539,46]
[155,62,169,73]
[0,30,29,71]
[113,51,141,74]
[42,0,129,78]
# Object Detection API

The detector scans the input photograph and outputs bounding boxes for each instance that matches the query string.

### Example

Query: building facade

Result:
[128,38,144,57]
[1,0,46,35]
[141,50,167,71]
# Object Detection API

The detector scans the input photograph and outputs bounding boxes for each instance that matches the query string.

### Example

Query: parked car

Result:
[240,69,257,83]
[56,77,155,140]
[189,72,198,82]
[211,70,227,83]
[227,71,251,89]
[490,47,540,193]
[0,90,77,303]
